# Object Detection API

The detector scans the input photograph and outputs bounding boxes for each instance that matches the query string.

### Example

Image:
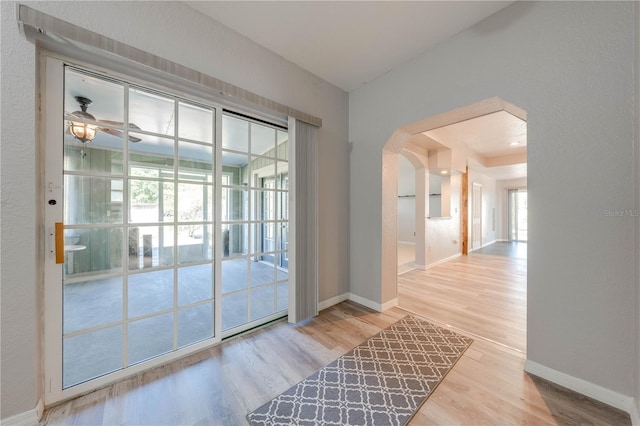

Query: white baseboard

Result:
[398,241,415,246]
[318,292,398,313]
[482,239,497,248]
[414,264,426,271]
[524,360,635,416]
[347,293,398,312]
[347,293,383,312]
[630,398,640,426]
[425,253,461,270]
[380,297,398,311]
[1,408,39,426]
[36,398,44,421]
[468,239,497,253]
[318,292,349,311]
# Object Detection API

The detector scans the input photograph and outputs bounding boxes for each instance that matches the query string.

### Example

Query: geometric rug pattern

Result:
[247,316,473,425]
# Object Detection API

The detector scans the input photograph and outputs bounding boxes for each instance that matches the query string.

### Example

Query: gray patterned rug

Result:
[247,315,473,425]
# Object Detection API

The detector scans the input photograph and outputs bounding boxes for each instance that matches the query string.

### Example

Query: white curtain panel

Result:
[288,118,319,323]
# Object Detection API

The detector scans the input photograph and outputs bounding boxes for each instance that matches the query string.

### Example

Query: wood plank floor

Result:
[41,243,630,425]
[398,243,527,353]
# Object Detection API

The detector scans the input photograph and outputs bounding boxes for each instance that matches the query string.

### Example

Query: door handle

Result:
[55,222,64,264]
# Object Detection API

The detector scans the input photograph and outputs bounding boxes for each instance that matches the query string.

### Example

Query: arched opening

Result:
[381,96,527,349]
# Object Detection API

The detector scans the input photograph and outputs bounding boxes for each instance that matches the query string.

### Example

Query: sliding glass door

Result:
[220,115,289,334]
[58,66,217,389]
[43,57,288,403]
[508,189,528,242]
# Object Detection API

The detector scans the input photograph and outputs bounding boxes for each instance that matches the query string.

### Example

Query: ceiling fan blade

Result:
[66,111,97,123]
[99,119,141,130]
[98,127,142,143]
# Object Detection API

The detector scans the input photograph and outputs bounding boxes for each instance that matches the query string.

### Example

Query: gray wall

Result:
[0,1,349,418]
[636,1,640,418]
[349,0,637,403]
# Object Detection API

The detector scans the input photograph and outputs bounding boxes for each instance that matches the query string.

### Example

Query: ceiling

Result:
[186,1,525,180]
[424,111,526,158]
[424,111,527,180]
[186,1,514,92]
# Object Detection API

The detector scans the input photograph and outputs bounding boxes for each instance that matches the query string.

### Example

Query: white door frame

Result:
[472,182,482,251]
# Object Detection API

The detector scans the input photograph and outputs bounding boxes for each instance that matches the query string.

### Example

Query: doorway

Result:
[397,153,416,274]
[381,97,527,352]
[508,189,528,242]
[381,98,527,295]
[472,182,483,251]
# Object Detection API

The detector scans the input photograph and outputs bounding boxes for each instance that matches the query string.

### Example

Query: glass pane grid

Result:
[128,170,175,181]
[126,307,175,323]
[63,318,124,339]
[177,135,214,145]
[120,127,178,141]
[129,88,175,137]
[178,296,215,311]
[219,114,288,334]
[62,67,289,388]
[221,184,250,189]
[176,175,214,184]
[63,66,221,390]
[62,168,124,179]
[221,148,249,157]
[177,302,214,348]
[63,325,123,388]
[177,99,214,143]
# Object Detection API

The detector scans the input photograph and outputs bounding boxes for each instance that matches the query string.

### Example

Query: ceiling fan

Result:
[68,96,142,143]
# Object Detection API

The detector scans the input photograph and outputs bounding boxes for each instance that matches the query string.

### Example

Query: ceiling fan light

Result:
[69,120,97,143]
[69,108,97,143]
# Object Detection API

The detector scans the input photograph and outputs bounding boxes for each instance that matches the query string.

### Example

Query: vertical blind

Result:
[288,118,318,323]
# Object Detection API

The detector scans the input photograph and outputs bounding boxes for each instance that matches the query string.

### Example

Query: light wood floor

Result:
[398,244,527,353]
[41,243,630,425]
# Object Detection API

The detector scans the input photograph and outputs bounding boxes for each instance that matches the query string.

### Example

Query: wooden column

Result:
[461,165,469,255]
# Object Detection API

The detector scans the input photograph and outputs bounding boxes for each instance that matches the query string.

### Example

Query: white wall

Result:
[426,174,462,265]
[350,0,637,404]
[1,1,349,418]
[397,154,415,243]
